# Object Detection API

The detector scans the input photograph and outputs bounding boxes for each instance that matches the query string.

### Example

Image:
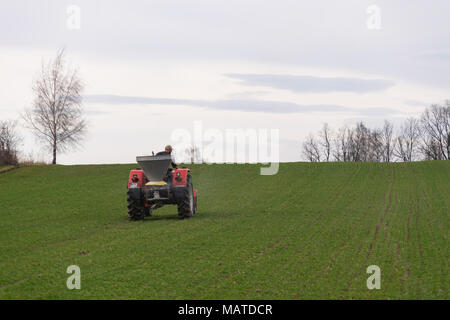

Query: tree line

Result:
[0,120,21,165]
[302,101,450,162]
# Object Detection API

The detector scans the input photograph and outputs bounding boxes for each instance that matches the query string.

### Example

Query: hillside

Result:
[0,161,448,299]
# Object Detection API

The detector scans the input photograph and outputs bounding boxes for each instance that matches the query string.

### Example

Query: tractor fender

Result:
[172,169,189,187]
[128,169,146,188]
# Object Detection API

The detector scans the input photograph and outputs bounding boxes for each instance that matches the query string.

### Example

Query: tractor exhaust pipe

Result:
[136,155,172,182]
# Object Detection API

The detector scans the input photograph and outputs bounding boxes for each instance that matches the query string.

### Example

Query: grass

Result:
[0,161,448,299]
[0,165,15,173]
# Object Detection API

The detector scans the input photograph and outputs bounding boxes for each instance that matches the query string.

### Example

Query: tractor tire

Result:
[127,190,146,221]
[177,176,195,219]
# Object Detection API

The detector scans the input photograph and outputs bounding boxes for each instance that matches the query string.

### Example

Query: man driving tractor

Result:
[156,145,178,181]
[156,145,178,169]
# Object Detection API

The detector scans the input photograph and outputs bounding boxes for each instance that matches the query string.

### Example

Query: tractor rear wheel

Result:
[177,176,195,219]
[127,190,146,220]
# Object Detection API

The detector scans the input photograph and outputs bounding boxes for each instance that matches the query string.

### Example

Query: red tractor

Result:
[127,155,197,220]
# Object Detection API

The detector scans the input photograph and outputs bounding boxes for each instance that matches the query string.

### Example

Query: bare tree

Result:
[394,118,420,162]
[318,123,332,162]
[368,128,384,162]
[185,145,202,163]
[332,125,350,162]
[419,102,450,160]
[348,122,370,162]
[302,134,321,162]
[23,49,86,164]
[381,120,394,162]
[0,120,21,165]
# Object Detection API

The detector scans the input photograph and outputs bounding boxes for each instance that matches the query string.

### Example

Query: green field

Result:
[0,161,448,299]
[0,165,14,173]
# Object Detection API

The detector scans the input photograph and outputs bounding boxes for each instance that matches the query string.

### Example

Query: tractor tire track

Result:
[400,190,414,292]
[344,164,396,293]
[382,165,408,290]
[0,277,30,290]
[287,164,364,250]
[270,165,367,298]
[413,191,424,298]
[421,173,448,297]
[300,165,389,298]
[366,164,396,259]
[200,166,323,296]
[203,165,361,297]
[408,165,440,297]
[277,165,363,264]
[251,166,324,258]
[320,185,375,277]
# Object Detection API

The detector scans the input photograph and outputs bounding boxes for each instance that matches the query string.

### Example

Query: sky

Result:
[0,0,449,164]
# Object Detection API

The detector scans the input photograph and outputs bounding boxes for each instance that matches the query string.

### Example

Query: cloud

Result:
[84,108,109,116]
[343,116,409,129]
[1,1,449,88]
[226,90,269,99]
[404,100,430,107]
[415,49,450,61]
[225,74,395,93]
[84,94,401,117]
